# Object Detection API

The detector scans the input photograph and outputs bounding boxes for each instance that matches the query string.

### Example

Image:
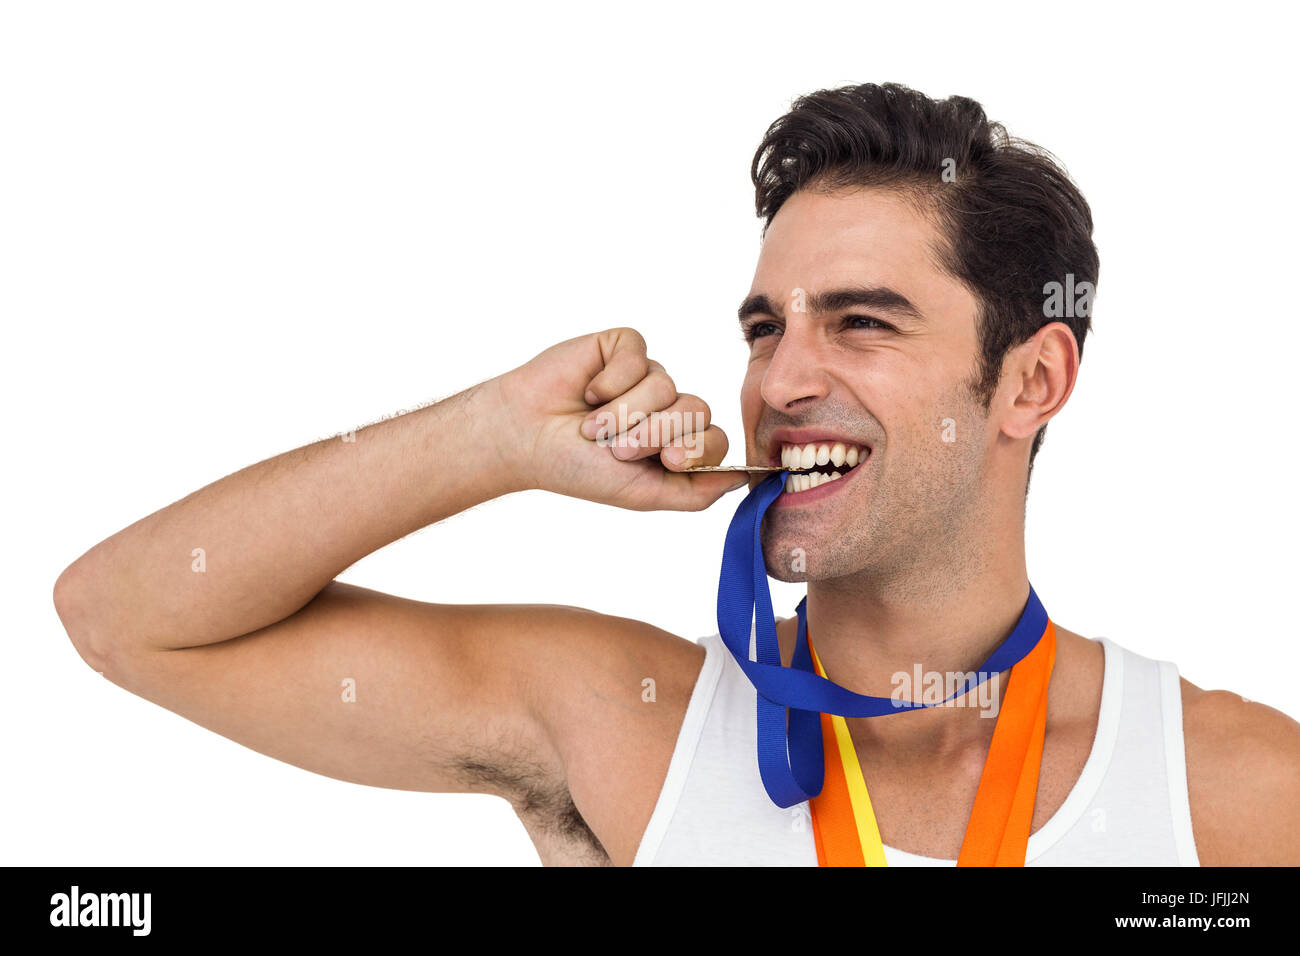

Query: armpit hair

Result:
[454,756,610,863]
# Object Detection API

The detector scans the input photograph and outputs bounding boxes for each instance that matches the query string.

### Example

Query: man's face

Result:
[740,185,996,584]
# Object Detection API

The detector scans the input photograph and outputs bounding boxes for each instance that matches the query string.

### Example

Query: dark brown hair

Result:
[751,82,1098,490]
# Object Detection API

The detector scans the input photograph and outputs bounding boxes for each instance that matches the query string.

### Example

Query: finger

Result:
[662,472,752,512]
[605,394,712,462]
[582,360,677,444]
[660,423,728,470]
[582,328,648,406]
[655,431,754,512]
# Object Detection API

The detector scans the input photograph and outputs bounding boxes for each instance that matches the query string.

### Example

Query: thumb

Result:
[655,471,753,512]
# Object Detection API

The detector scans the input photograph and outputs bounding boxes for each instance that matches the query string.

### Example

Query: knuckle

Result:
[678,394,710,423]
[600,325,639,340]
[647,369,676,397]
[617,327,647,352]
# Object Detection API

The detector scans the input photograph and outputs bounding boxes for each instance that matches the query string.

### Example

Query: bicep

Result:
[101,582,591,796]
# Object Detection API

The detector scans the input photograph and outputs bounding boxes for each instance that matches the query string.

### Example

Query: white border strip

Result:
[1159,659,1201,866]
[631,635,725,866]
[1023,634,1123,860]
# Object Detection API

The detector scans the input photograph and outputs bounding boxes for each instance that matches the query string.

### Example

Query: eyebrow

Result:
[737,285,924,323]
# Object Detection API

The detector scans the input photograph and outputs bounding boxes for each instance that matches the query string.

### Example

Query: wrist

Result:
[461,373,537,497]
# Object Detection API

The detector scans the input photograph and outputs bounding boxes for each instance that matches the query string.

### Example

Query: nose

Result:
[759,320,832,412]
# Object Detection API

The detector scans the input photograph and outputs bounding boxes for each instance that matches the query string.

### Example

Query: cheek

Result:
[876,387,977,469]
[739,366,766,431]
[904,365,977,437]
[909,391,987,479]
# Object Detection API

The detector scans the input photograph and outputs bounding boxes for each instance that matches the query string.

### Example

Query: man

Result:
[53,83,1300,866]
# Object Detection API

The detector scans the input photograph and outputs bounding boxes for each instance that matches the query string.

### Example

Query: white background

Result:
[3,1,1296,866]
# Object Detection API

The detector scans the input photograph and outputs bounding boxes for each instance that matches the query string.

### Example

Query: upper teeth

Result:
[779,442,869,493]
[779,442,868,470]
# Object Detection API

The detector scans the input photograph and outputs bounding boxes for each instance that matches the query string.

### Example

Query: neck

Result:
[802,547,1031,755]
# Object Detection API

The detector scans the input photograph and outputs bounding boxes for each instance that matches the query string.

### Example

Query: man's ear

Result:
[999,322,1080,441]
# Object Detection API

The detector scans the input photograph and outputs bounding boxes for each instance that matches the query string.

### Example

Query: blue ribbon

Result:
[716,470,1049,808]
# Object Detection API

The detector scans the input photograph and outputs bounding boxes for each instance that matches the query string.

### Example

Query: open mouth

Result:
[776,440,871,494]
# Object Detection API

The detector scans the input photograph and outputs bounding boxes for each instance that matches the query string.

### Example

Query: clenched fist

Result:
[488,327,750,511]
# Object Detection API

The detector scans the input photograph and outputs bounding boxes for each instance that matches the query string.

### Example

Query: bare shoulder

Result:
[1180,676,1300,865]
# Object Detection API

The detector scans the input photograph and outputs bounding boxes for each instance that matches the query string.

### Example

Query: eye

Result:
[741,320,781,343]
[844,314,893,332]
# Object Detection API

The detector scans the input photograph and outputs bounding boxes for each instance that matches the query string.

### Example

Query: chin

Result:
[766,565,808,585]
[761,537,858,583]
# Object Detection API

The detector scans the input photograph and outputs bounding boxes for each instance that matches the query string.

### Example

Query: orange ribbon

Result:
[808,621,1057,866]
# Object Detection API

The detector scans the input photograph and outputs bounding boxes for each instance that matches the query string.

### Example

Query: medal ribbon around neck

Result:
[717,471,1056,865]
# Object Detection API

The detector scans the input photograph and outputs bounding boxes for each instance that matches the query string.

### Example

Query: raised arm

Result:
[52,327,746,864]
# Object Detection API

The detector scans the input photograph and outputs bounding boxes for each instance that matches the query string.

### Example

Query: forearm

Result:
[55,377,524,654]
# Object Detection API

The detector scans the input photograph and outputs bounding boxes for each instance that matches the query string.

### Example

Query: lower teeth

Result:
[784,469,848,493]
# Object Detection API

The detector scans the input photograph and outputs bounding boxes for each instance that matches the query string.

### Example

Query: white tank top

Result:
[633,629,1200,866]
